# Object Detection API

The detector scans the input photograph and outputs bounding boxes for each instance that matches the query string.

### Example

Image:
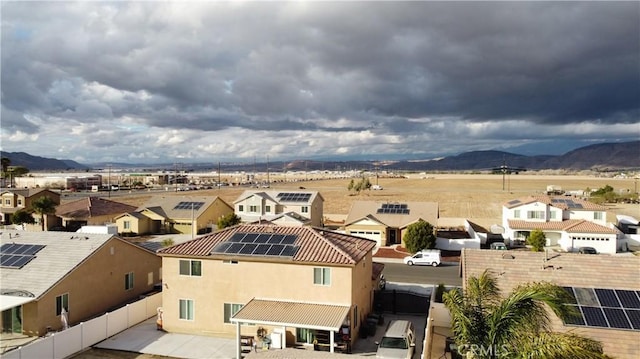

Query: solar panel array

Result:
[211,232,299,257]
[173,201,205,210]
[551,198,584,209]
[0,243,46,269]
[276,193,311,202]
[377,203,410,215]
[563,287,640,331]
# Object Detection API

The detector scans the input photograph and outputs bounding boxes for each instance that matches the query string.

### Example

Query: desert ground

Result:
[98,173,639,230]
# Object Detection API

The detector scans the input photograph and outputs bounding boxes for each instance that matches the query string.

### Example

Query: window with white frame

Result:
[179,260,202,276]
[265,205,271,213]
[224,303,244,323]
[513,210,520,218]
[594,212,604,220]
[124,220,131,230]
[527,211,545,219]
[56,293,69,316]
[301,206,309,213]
[238,205,244,212]
[249,205,259,212]
[179,299,194,320]
[549,211,557,220]
[125,272,134,290]
[313,267,331,286]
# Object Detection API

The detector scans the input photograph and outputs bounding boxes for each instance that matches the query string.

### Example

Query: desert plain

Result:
[107,173,639,230]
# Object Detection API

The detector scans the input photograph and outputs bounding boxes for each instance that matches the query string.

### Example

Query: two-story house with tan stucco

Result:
[0,230,161,339]
[157,224,377,356]
[344,201,439,248]
[234,190,324,227]
[0,189,61,230]
[502,195,623,253]
[114,195,233,236]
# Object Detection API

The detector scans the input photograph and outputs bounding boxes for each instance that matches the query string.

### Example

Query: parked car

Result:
[578,247,597,254]
[375,320,416,359]
[403,249,441,267]
[490,242,507,250]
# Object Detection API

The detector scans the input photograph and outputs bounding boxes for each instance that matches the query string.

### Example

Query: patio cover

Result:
[0,295,35,312]
[231,298,350,331]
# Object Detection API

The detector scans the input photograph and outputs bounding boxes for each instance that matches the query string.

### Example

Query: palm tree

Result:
[31,196,58,231]
[443,270,606,359]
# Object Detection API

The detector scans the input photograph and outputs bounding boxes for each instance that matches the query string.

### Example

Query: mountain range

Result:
[1,141,638,172]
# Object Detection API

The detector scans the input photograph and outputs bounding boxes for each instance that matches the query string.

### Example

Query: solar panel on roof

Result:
[254,234,270,244]
[227,243,245,253]
[0,254,36,269]
[266,244,285,256]
[562,287,578,304]
[616,290,640,309]
[277,193,311,202]
[595,289,621,308]
[228,233,244,242]
[252,244,270,255]
[212,242,232,253]
[582,306,608,328]
[564,305,585,326]
[625,309,640,330]
[603,308,632,329]
[239,243,258,255]
[173,201,205,210]
[281,235,296,245]
[280,245,298,257]
[265,234,284,244]
[1,243,46,256]
[574,287,599,306]
[243,233,259,243]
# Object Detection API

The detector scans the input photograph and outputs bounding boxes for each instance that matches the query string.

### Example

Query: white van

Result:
[375,320,416,359]
[403,249,441,267]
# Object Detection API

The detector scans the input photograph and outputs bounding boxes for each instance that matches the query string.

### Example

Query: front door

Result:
[388,229,397,245]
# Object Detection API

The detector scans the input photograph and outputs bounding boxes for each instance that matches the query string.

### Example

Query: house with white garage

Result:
[502,195,624,253]
[234,190,324,227]
[344,201,439,248]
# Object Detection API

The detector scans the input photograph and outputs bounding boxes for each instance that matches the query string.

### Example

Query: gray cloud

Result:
[1,1,638,163]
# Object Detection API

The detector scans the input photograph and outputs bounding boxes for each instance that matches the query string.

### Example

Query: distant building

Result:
[234,190,324,227]
[0,189,61,231]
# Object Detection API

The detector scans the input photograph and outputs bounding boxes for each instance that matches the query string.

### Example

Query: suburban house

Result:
[55,197,136,232]
[0,189,61,231]
[344,201,439,248]
[114,195,233,236]
[157,224,378,356]
[460,249,640,358]
[501,195,623,254]
[0,230,161,338]
[233,190,324,227]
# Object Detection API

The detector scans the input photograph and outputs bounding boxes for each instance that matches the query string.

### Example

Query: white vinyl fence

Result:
[3,293,162,359]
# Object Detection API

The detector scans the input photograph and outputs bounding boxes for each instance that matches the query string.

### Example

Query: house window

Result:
[313,267,331,286]
[17,199,23,206]
[125,272,134,290]
[265,205,271,213]
[123,221,131,230]
[239,205,244,212]
[513,210,520,218]
[179,299,194,320]
[549,211,557,220]
[179,260,202,276]
[56,293,69,316]
[249,205,258,212]
[594,212,603,220]
[4,199,10,206]
[301,206,309,213]
[224,303,244,323]
[527,211,544,219]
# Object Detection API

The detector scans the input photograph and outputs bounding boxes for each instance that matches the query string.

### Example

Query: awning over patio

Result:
[231,298,350,331]
[0,295,35,312]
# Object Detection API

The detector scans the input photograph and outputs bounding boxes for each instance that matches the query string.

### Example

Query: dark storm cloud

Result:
[1,1,638,163]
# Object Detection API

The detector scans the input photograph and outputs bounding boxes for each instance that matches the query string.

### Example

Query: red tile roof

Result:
[56,197,136,219]
[159,224,377,265]
[508,219,618,234]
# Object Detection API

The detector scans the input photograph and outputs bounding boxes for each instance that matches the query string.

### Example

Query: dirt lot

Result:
[101,173,639,229]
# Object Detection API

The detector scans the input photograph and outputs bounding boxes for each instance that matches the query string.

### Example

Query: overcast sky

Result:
[1,1,638,164]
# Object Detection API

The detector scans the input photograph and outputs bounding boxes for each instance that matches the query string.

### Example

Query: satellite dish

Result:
[490,224,505,234]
